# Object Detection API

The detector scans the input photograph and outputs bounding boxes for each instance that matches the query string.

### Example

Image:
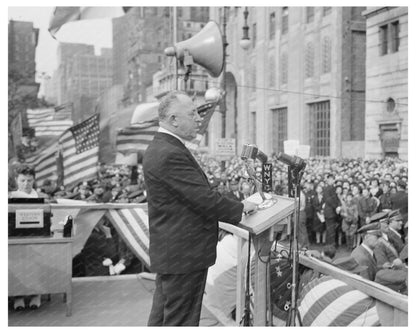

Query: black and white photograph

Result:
[6,2,411,328]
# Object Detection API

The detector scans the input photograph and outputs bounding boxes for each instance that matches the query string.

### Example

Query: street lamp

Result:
[239,7,251,50]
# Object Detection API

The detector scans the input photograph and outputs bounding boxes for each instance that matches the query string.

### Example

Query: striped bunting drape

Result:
[106,207,150,269]
[296,275,380,326]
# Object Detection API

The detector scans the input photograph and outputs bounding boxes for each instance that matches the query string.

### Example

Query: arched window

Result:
[280,52,288,85]
[305,42,314,78]
[322,36,332,74]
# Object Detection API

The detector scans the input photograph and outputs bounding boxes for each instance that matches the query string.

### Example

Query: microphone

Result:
[276,152,306,170]
[241,144,268,163]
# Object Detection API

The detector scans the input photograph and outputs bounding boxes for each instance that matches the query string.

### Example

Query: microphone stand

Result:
[287,166,304,326]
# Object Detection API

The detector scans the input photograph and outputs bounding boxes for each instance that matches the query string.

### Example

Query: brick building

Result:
[363,7,408,160]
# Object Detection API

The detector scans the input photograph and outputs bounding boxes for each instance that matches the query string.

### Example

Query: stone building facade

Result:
[363,7,408,160]
[208,7,367,158]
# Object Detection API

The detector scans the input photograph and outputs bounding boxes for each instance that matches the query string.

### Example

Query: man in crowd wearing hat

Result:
[322,174,342,247]
[390,179,408,227]
[351,225,381,281]
[384,210,405,254]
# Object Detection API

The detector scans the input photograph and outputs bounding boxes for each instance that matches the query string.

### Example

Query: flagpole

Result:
[173,7,178,90]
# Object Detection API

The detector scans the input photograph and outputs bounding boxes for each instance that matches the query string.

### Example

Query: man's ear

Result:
[169,113,178,127]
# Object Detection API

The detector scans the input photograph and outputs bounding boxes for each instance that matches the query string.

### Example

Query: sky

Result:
[8,6,113,77]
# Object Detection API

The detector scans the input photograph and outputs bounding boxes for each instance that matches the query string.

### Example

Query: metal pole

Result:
[173,7,178,90]
[221,7,228,139]
[221,7,228,171]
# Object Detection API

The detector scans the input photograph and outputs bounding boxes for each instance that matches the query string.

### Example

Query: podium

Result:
[238,193,295,326]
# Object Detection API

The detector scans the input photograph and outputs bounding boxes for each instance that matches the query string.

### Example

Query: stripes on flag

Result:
[297,275,380,326]
[26,142,59,186]
[107,207,150,269]
[27,108,54,126]
[186,101,217,151]
[59,113,100,188]
[35,120,74,137]
[116,120,159,156]
[27,108,73,137]
[49,7,131,38]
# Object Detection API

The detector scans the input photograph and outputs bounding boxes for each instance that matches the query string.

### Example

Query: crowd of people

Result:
[9,154,408,255]
[8,154,408,312]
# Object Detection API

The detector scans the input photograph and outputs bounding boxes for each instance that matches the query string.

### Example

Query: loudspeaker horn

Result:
[164,21,224,78]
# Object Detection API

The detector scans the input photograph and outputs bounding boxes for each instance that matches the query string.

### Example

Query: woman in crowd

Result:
[312,185,326,244]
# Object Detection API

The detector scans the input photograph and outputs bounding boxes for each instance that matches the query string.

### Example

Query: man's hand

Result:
[242,200,258,215]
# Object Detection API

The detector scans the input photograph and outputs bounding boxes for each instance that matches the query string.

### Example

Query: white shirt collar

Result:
[158,126,185,145]
[361,243,374,257]
[11,189,39,198]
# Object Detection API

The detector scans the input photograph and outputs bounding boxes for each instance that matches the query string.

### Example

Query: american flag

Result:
[59,113,99,188]
[116,101,217,155]
[49,7,131,38]
[107,206,150,269]
[26,142,59,186]
[27,108,54,125]
[63,203,151,269]
[116,120,159,156]
[186,101,217,151]
[27,108,73,137]
[296,275,379,326]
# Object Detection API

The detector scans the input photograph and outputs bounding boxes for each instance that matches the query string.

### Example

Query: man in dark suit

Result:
[143,91,257,326]
[390,180,408,225]
[226,178,244,202]
[384,210,405,254]
[322,174,341,247]
[351,226,381,281]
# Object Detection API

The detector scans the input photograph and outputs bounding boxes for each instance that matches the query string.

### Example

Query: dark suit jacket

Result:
[351,245,378,281]
[226,190,244,202]
[143,132,244,274]
[390,191,408,222]
[322,185,340,219]
[386,228,405,254]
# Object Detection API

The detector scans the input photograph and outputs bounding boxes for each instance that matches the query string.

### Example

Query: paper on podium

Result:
[239,193,295,235]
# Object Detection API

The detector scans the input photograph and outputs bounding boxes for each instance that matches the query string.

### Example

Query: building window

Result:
[177,7,182,17]
[310,101,330,157]
[323,7,332,16]
[281,7,288,35]
[305,42,314,78]
[306,7,314,23]
[251,60,256,92]
[391,21,400,52]
[252,23,257,47]
[322,37,331,74]
[269,12,276,40]
[379,24,388,55]
[250,112,257,144]
[272,107,288,153]
[268,55,276,87]
[386,97,396,113]
[280,52,288,85]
